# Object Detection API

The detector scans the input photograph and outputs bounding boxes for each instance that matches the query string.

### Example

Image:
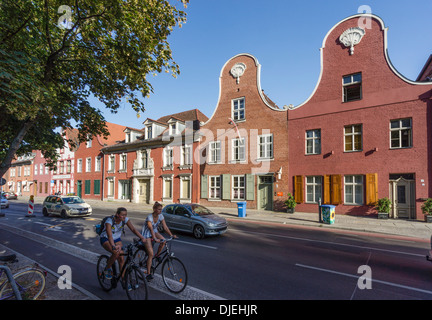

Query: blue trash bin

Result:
[320,205,335,224]
[237,202,247,217]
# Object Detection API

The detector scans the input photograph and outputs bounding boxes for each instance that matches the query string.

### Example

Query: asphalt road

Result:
[1,200,432,300]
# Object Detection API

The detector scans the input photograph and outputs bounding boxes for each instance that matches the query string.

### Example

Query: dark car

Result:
[161,203,228,239]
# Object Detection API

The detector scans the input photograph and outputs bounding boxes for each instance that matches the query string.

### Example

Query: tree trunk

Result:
[0,120,34,179]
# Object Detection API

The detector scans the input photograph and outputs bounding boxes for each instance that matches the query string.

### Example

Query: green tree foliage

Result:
[0,0,188,177]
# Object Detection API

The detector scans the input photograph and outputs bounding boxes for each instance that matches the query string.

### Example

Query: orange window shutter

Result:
[331,175,342,205]
[294,175,304,203]
[366,173,378,205]
[323,175,331,204]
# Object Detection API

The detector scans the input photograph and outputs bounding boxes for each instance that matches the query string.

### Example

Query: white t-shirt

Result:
[141,214,164,238]
[100,216,129,240]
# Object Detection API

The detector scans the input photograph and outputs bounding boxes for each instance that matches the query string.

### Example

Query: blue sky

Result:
[95,0,432,129]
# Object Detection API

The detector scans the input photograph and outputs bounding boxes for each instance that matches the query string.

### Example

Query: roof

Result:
[417,54,432,82]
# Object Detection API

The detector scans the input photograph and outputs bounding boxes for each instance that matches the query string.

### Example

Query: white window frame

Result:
[86,135,92,148]
[209,141,221,164]
[232,97,245,121]
[181,145,192,165]
[209,176,221,200]
[95,156,101,172]
[34,164,38,175]
[232,175,245,200]
[343,73,362,102]
[77,159,83,173]
[232,138,245,162]
[305,176,322,203]
[162,176,173,200]
[258,134,273,159]
[141,150,148,169]
[179,175,191,200]
[390,118,412,149]
[344,124,362,152]
[163,147,173,167]
[85,157,91,172]
[305,129,321,155]
[108,155,115,172]
[344,175,364,205]
[120,154,127,171]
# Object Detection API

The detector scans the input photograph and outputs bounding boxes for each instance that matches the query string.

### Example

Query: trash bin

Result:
[320,205,335,224]
[237,202,247,218]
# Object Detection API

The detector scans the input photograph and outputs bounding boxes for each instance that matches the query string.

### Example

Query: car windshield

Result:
[190,205,214,216]
[62,197,85,204]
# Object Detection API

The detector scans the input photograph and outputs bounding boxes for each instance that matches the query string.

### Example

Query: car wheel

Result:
[193,225,205,240]
[42,208,49,217]
[61,210,68,219]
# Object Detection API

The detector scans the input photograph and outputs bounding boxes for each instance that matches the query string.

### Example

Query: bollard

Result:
[26,195,35,218]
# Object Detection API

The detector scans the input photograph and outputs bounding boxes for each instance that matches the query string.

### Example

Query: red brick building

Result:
[287,14,432,219]
[5,153,35,198]
[101,109,207,204]
[74,122,127,200]
[199,54,289,211]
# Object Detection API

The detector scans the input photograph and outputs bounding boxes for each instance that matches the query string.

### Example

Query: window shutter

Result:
[222,174,231,200]
[85,180,91,195]
[366,173,378,205]
[94,180,101,195]
[294,175,303,203]
[246,174,255,200]
[330,175,342,205]
[201,175,208,199]
[323,175,331,204]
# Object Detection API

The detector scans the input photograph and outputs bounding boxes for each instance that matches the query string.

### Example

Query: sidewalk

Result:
[2,197,432,300]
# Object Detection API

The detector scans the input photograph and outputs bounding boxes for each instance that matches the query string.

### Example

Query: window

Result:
[141,151,148,169]
[34,164,38,175]
[306,176,322,203]
[66,160,71,174]
[343,73,362,102]
[182,145,192,165]
[209,176,221,199]
[86,135,92,148]
[77,159,82,173]
[120,154,127,171]
[209,141,221,163]
[147,126,152,139]
[390,118,412,149]
[163,147,173,167]
[86,157,91,172]
[258,134,273,159]
[232,175,245,200]
[344,124,362,152]
[344,175,363,205]
[306,129,321,155]
[180,176,191,199]
[108,155,115,172]
[39,164,43,175]
[232,98,245,121]
[163,177,172,199]
[95,157,101,172]
[232,138,245,161]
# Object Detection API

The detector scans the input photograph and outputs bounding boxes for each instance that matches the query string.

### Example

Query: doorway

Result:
[258,175,273,210]
[389,174,415,219]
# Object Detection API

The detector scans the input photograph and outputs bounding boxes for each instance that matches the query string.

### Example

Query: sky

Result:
[93,0,432,130]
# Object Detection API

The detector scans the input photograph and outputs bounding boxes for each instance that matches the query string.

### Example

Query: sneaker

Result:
[104,268,113,280]
[146,274,153,281]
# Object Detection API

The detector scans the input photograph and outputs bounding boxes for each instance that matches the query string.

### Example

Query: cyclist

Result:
[100,207,146,282]
[141,202,177,280]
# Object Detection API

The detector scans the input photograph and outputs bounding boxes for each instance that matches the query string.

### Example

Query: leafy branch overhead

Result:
[0,0,188,176]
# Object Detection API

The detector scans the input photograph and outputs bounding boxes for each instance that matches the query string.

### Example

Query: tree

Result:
[0,0,188,177]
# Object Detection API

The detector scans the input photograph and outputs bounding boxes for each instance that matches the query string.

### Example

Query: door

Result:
[77,181,82,198]
[139,179,150,204]
[389,177,415,219]
[258,176,273,210]
[174,206,193,232]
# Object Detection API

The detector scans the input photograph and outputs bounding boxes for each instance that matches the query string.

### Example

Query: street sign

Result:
[0,178,6,186]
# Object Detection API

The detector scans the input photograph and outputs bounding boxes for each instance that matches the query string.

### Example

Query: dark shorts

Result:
[100,237,122,246]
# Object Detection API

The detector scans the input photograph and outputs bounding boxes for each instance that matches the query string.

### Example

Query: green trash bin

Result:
[320,205,335,224]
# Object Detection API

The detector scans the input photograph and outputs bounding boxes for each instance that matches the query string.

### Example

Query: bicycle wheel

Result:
[161,257,188,293]
[125,267,148,300]
[96,255,113,292]
[132,247,147,270]
[0,269,46,300]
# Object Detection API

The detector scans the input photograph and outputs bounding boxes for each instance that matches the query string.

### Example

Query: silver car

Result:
[42,195,92,218]
[161,204,228,239]
[1,196,9,209]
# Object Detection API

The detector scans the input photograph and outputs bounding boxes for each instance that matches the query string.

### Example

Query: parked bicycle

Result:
[96,242,148,300]
[0,254,46,300]
[133,237,188,293]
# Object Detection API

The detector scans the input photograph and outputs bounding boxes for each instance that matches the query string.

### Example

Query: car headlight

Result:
[207,222,217,227]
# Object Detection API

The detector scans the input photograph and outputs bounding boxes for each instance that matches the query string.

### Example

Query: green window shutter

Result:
[94,180,101,195]
[246,174,255,200]
[85,180,91,195]
[222,174,231,200]
[201,175,208,199]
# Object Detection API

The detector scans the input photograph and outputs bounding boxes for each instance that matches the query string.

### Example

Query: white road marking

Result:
[296,263,432,296]
[174,239,217,250]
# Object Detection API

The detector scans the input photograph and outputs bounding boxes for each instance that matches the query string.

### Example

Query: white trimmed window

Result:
[343,73,362,102]
[306,129,321,155]
[258,134,273,159]
[390,118,412,149]
[232,98,245,121]
[232,138,245,161]
[163,176,173,199]
[180,175,191,199]
[95,156,101,172]
[120,154,127,171]
[306,176,322,203]
[232,175,245,200]
[209,176,221,199]
[209,141,221,163]
[344,124,362,152]
[344,175,363,205]
[182,145,192,165]
[77,159,83,173]
[86,157,91,172]
[163,147,173,167]
[108,155,115,172]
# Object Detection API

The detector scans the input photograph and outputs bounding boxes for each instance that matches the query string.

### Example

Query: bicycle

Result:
[96,242,148,300]
[0,254,46,300]
[133,237,188,293]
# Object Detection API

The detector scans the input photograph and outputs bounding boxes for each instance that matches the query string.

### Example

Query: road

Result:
[1,200,432,300]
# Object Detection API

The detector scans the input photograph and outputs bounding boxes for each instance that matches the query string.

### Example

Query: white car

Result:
[1,196,9,209]
[42,195,92,218]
